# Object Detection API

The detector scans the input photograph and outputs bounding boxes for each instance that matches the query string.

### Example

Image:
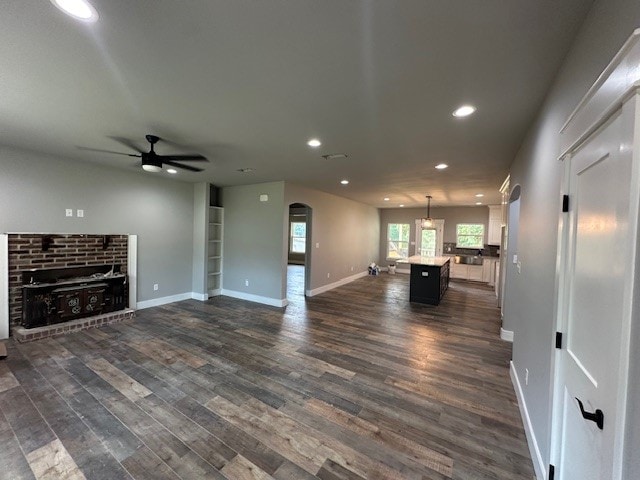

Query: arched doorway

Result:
[286,203,311,300]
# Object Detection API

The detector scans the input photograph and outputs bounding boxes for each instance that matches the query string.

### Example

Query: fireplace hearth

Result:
[22,264,127,329]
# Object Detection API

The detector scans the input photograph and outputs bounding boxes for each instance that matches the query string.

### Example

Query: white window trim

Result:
[289,221,306,254]
[386,223,410,260]
[456,223,485,249]
[414,219,444,257]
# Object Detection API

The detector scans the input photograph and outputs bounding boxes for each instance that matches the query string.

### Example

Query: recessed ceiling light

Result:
[475,193,484,197]
[50,0,99,22]
[399,204,405,207]
[476,202,483,205]
[166,168,178,174]
[307,138,322,148]
[237,168,255,173]
[435,163,448,170]
[383,197,390,201]
[340,179,349,185]
[453,105,476,117]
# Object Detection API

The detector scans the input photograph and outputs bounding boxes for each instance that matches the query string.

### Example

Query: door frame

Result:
[414,219,444,257]
[549,30,640,479]
[285,203,312,300]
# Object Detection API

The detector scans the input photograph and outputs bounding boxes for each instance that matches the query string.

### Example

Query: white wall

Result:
[221,182,287,303]
[0,146,195,305]
[505,0,640,476]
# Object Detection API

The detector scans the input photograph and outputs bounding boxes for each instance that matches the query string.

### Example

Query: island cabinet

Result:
[403,256,450,305]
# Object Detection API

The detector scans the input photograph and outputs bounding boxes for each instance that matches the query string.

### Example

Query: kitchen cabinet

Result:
[488,205,502,245]
[482,260,492,283]
[483,258,499,285]
[450,262,467,279]
[450,257,498,283]
[450,262,483,281]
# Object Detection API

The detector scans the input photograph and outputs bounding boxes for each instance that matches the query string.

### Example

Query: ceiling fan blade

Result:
[77,146,141,157]
[109,136,145,154]
[164,160,204,172]
[160,154,208,162]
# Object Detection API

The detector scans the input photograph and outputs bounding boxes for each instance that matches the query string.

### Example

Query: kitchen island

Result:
[398,256,450,305]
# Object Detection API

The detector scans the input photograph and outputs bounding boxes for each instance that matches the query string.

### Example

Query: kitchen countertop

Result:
[397,255,451,267]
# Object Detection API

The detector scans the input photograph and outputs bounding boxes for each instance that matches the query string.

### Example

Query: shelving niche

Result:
[207,207,223,296]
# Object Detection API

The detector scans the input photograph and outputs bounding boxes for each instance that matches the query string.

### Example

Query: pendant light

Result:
[421,195,434,229]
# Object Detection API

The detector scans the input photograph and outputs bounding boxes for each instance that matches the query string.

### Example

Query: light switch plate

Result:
[77,209,84,218]
[259,194,268,202]
[65,209,73,217]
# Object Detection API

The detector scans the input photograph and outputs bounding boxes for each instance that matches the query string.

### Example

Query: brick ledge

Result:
[13,309,135,343]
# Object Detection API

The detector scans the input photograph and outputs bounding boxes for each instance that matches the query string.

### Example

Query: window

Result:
[290,221,306,253]
[387,223,410,259]
[419,228,437,257]
[456,224,485,248]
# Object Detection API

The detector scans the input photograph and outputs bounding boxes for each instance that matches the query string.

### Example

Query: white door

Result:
[557,110,631,479]
[414,219,443,257]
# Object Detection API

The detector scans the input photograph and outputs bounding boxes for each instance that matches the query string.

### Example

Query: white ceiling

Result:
[1,0,593,207]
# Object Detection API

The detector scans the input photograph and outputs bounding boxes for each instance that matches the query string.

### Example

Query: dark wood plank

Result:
[2,272,535,480]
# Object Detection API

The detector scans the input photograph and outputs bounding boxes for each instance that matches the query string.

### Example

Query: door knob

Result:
[575,397,604,430]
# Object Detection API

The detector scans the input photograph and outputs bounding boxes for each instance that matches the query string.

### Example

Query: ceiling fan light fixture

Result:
[50,0,98,22]
[166,168,178,174]
[307,138,322,148]
[142,164,162,173]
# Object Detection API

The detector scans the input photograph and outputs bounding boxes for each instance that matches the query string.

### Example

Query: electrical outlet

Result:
[525,368,529,385]
[77,209,84,218]
[245,279,249,287]
[327,272,330,278]
[351,266,354,272]
[65,209,73,217]
[153,284,159,291]
[316,242,320,248]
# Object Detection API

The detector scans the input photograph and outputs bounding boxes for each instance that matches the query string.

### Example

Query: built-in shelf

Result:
[207,206,223,296]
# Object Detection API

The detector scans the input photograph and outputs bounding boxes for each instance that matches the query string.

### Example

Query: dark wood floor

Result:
[0,274,534,479]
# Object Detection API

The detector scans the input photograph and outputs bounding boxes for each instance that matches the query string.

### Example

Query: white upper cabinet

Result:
[487,205,502,245]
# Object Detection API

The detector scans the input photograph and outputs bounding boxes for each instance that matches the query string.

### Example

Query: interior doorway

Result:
[501,186,520,327]
[286,203,311,301]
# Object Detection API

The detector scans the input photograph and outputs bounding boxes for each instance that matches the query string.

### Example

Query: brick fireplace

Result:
[4,234,134,339]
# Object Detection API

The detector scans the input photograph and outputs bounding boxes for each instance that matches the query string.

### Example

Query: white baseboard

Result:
[136,292,193,310]
[511,361,546,480]
[192,292,209,301]
[221,289,288,307]
[501,327,514,342]
[305,271,368,297]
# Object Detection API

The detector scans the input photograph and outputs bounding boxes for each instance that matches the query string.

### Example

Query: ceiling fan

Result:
[80,134,208,172]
